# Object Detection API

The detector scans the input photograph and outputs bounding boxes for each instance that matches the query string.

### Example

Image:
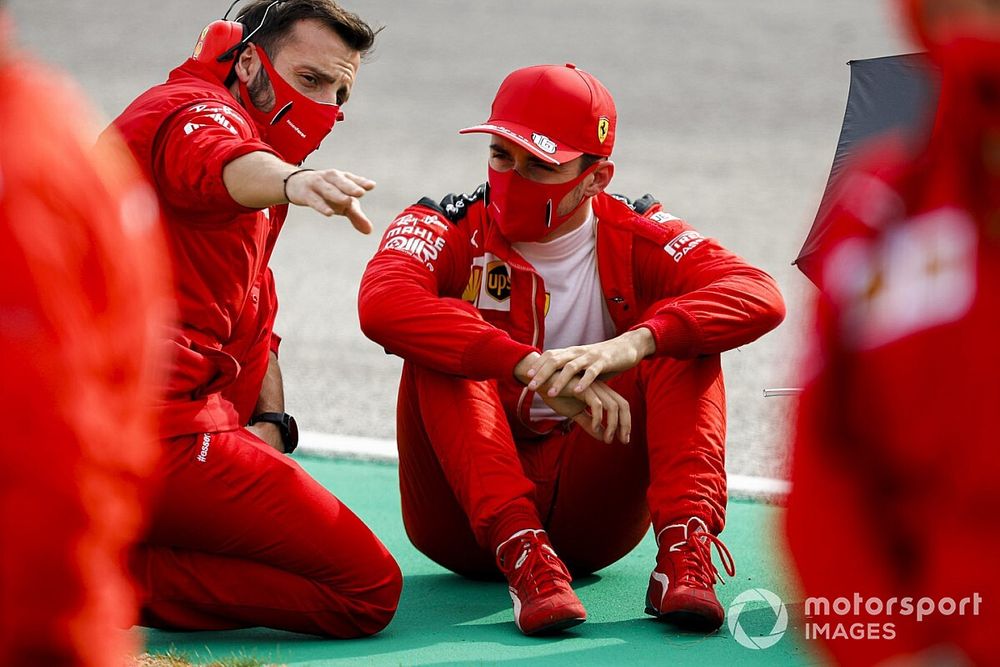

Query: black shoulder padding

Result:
[609,193,634,209]
[416,184,487,224]
[631,194,659,215]
[610,193,659,214]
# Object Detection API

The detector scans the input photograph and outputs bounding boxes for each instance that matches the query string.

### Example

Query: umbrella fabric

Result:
[795,53,938,284]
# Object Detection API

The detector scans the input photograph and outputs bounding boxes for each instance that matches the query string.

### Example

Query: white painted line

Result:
[762,387,804,398]
[728,473,791,502]
[297,430,790,503]
[298,430,397,462]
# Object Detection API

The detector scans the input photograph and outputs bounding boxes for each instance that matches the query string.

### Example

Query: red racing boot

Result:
[496,529,587,635]
[645,517,736,631]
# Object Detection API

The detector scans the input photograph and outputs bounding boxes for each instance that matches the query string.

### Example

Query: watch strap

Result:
[248,412,297,454]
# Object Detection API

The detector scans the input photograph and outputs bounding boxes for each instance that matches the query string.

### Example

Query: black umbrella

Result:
[794,53,939,284]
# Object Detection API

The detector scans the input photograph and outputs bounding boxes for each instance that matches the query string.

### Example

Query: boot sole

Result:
[647,608,722,633]
[524,615,586,636]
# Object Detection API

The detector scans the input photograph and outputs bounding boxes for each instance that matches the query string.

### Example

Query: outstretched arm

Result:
[154,101,375,233]
[222,151,375,233]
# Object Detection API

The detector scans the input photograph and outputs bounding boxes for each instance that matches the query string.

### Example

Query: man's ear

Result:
[234,43,260,84]
[585,160,615,196]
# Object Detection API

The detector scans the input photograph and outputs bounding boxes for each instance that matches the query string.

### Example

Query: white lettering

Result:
[865,597,884,615]
[382,231,443,272]
[916,597,935,622]
[209,113,237,135]
[531,133,557,154]
[804,597,830,617]
[650,210,680,224]
[422,214,449,230]
[663,230,706,262]
[196,433,211,463]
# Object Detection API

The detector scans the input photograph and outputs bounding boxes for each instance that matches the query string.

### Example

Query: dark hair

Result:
[235,0,380,60]
[578,153,606,174]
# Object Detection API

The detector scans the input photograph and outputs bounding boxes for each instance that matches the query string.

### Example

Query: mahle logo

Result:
[728,588,788,650]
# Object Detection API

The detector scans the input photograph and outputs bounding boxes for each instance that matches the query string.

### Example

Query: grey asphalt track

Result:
[9,0,907,480]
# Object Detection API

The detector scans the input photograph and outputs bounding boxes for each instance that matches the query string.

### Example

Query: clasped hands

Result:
[513,328,655,445]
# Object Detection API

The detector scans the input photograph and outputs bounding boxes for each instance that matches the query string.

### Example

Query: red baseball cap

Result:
[459,63,617,165]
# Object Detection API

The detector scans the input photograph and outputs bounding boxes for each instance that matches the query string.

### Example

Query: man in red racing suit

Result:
[786,1,1000,663]
[359,63,785,636]
[0,8,170,663]
[109,0,400,637]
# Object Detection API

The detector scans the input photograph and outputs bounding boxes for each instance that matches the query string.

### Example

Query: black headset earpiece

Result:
[191,0,282,83]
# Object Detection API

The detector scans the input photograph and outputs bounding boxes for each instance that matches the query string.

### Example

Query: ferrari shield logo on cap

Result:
[597,117,610,144]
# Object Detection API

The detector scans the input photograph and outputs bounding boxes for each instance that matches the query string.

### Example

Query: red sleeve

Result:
[152,100,279,216]
[629,216,786,358]
[359,205,537,380]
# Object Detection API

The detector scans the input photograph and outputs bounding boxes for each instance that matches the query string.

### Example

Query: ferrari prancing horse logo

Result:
[597,117,610,144]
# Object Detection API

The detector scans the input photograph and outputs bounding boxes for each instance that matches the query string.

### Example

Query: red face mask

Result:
[487,163,600,243]
[239,46,343,165]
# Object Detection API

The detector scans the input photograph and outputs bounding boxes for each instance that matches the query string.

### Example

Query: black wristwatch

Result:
[249,412,299,454]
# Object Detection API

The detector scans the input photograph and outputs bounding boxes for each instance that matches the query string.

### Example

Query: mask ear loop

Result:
[238,0,282,43]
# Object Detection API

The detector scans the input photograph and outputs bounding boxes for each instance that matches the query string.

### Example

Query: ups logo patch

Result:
[485,260,511,302]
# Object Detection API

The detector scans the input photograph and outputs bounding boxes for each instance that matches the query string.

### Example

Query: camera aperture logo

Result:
[728,588,788,650]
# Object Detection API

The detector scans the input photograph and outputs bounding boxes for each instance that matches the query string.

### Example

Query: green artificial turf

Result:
[140,457,823,666]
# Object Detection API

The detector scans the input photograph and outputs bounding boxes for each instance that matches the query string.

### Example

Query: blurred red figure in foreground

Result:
[0,7,170,666]
[787,0,1000,664]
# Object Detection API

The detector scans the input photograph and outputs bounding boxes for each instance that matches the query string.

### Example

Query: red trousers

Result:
[397,354,727,578]
[133,429,402,637]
